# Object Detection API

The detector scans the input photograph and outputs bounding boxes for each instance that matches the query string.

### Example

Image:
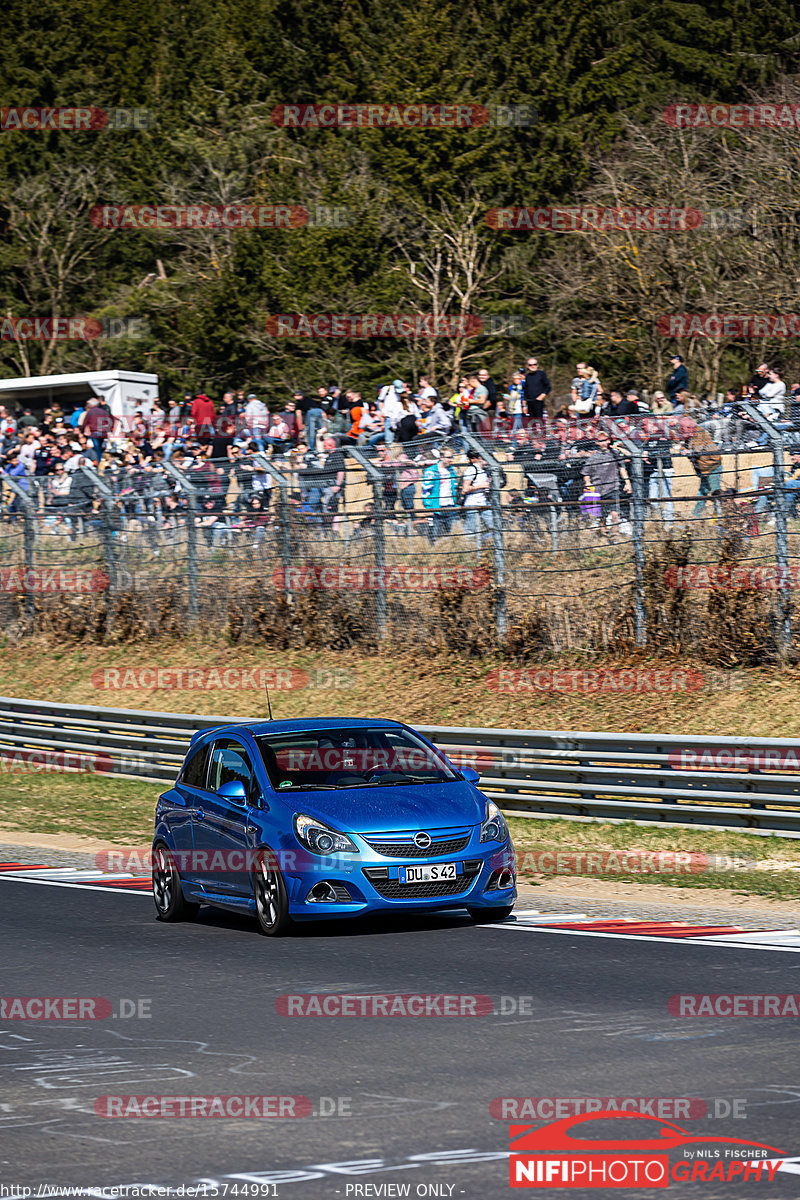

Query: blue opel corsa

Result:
[152,718,516,935]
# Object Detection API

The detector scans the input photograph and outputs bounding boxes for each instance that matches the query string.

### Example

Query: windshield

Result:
[254,726,461,791]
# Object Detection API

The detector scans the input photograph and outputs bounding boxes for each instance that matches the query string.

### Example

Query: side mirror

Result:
[217,779,247,803]
[462,767,481,783]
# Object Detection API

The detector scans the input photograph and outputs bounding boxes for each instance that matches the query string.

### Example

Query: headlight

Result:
[294,813,358,855]
[479,801,508,844]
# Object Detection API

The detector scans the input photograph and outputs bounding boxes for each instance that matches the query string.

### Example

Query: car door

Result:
[168,739,211,866]
[192,737,257,894]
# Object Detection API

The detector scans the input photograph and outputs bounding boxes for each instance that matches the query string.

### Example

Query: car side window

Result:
[208,739,255,802]
[181,742,210,789]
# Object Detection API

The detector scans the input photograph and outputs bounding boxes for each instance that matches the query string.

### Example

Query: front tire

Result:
[467,904,514,924]
[254,849,292,936]
[153,842,199,921]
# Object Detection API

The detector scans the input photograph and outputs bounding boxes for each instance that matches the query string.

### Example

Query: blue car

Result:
[152,718,516,935]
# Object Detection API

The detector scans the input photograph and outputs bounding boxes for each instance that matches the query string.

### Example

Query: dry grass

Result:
[0,634,798,734]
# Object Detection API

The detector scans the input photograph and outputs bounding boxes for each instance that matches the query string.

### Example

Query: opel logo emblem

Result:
[414,832,432,849]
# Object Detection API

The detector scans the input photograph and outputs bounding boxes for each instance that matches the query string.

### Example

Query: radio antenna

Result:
[265,681,274,720]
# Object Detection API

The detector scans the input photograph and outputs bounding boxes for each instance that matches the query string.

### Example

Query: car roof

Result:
[191,718,406,743]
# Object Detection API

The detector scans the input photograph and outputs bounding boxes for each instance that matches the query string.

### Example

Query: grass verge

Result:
[0,775,797,902]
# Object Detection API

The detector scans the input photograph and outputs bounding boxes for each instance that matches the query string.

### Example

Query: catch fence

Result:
[1,407,799,659]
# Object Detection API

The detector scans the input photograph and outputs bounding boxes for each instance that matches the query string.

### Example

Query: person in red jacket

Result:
[190,393,216,444]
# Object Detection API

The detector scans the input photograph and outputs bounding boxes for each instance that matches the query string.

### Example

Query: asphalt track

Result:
[3,879,800,1199]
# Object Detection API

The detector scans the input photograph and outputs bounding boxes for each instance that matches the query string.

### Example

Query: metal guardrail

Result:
[1,696,799,835]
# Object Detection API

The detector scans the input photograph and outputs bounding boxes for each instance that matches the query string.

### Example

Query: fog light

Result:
[307,881,345,903]
[486,868,515,892]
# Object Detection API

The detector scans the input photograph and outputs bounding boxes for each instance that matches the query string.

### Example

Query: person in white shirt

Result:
[758,369,787,419]
[241,394,269,449]
[462,446,494,548]
[417,377,438,402]
[63,443,85,472]
[18,431,40,472]
[377,380,406,444]
[504,371,525,432]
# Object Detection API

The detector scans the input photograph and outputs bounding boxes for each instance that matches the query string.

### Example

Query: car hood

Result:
[293,781,487,835]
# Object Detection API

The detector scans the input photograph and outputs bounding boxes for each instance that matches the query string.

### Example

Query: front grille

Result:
[365,835,470,859]
[363,861,480,900]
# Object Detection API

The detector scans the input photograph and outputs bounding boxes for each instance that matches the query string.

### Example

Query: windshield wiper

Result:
[280,783,338,790]
[345,775,443,787]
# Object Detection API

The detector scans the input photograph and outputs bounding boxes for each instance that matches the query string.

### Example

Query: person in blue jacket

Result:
[421,448,459,542]
[666,354,689,404]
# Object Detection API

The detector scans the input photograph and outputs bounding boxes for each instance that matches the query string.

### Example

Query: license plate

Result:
[400,862,460,884]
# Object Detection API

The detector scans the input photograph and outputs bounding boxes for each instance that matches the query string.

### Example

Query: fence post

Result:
[255,454,293,601]
[741,402,791,658]
[163,460,199,625]
[344,447,386,638]
[2,476,35,619]
[78,464,119,597]
[603,419,646,647]
[463,432,507,639]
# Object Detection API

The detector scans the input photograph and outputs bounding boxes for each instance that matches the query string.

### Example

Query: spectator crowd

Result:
[2,355,799,548]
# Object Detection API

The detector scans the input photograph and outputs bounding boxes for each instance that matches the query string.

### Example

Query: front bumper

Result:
[284,837,516,920]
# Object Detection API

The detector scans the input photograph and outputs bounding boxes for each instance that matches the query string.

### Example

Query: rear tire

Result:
[254,849,292,936]
[153,842,199,921]
[467,905,514,924]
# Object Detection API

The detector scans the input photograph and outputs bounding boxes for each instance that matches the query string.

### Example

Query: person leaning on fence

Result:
[317,435,346,532]
[373,442,399,517]
[581,428,632,539]
[679,417,722,518]
[393,445,420,529]
[421,447,459,542]
[650,390,673,416]
[461,447,494,550]
[641,417,675,525]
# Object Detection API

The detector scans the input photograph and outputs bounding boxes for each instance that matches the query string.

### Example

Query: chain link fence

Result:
[1,407,799,661]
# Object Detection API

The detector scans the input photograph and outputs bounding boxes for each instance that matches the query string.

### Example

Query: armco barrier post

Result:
[2,476,35,618]
[463,432,507,639]
[742,402,791,657]
[255,454,293,602]
[163,460,198,624]
[345,447,386,637]
[603,418,646,647]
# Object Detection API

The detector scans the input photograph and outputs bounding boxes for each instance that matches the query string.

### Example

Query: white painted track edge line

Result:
[489,924,800,952]
[0,875,151,894]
